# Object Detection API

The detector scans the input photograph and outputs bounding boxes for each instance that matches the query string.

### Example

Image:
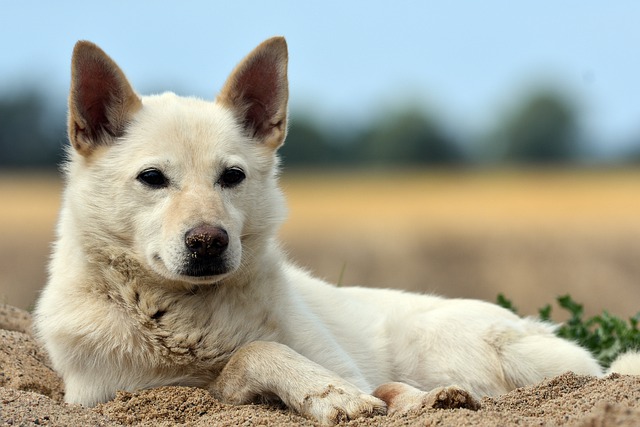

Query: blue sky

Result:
[2,1,640,154]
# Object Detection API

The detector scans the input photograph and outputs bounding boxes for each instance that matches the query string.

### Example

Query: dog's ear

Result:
[68,41,142,156]
[217,37,289,150]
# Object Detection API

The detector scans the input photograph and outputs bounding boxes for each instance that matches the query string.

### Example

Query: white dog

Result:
[34,37,639,425]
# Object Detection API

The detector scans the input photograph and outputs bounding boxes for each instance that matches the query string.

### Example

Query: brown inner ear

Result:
[235,57,282,139]
[217,37,288,150]
[68,41,142,157]
[75,61,120,141]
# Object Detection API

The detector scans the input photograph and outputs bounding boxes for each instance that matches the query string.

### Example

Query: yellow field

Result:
[280,169,640,236]
[2,169,640,319]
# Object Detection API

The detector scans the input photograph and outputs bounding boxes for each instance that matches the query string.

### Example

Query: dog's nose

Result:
[185,225,229,259]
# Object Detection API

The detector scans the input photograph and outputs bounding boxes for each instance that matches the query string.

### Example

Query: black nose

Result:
[185,225,229,259]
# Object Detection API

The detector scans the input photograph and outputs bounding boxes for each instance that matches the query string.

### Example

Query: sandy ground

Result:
[1,304,640,426]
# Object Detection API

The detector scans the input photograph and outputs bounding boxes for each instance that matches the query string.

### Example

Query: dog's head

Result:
[64,38,289,286]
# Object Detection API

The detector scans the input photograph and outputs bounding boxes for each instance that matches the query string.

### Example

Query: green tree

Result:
[280,115,338,167]
[356,108,464,166]
[490,89,581,164]
[0,90,65,168]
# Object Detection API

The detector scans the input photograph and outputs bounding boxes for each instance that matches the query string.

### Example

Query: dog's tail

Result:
[608,351,640,375]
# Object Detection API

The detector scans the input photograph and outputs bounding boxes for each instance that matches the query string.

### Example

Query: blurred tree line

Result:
[0,90,66,168]
[0,86,638,169]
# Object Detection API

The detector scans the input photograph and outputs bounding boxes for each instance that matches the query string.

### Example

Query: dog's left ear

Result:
[217,37,289,150]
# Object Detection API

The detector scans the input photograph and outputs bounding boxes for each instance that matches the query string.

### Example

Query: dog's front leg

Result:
[210,341,386,425]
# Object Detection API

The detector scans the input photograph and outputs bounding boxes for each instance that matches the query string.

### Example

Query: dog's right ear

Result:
[68,41,142,156]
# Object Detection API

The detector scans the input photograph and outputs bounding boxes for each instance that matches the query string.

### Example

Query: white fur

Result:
[608,351,640,375]
[34,38,638,425]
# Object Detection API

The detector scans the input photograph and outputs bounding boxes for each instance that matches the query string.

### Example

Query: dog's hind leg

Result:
[373,382,480,415]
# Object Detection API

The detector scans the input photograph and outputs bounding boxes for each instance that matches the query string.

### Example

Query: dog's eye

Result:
[219,167,245,188]
[137,168,169,188]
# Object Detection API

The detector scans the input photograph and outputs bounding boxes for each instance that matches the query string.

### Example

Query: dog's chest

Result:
[110,282,279,371]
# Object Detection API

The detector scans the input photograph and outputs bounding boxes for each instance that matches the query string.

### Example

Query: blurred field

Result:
[1,170,640,320]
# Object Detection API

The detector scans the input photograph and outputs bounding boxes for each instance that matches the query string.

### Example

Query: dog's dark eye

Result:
[137,168,169,188]
[219,167,245,188]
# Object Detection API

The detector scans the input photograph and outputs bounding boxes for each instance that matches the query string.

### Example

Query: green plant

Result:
[496,293,640,368]
[496,293,518,314]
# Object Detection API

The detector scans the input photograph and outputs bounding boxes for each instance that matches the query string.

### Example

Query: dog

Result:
[34,37,639,425]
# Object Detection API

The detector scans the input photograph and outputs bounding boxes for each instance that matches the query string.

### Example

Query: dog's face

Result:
[64,38,288,285]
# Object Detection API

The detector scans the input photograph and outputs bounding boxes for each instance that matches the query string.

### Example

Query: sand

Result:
[1,303,639,426]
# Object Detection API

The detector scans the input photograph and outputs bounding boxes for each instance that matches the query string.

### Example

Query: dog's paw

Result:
[424,385,480,410]
[300,384,387,425]
[373,382,480,415]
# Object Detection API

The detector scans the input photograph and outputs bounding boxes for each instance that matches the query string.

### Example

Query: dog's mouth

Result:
[151,253,232,285]
[180,261,230,279]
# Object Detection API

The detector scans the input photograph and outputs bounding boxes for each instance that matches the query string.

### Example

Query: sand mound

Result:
[1,303,639,426]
